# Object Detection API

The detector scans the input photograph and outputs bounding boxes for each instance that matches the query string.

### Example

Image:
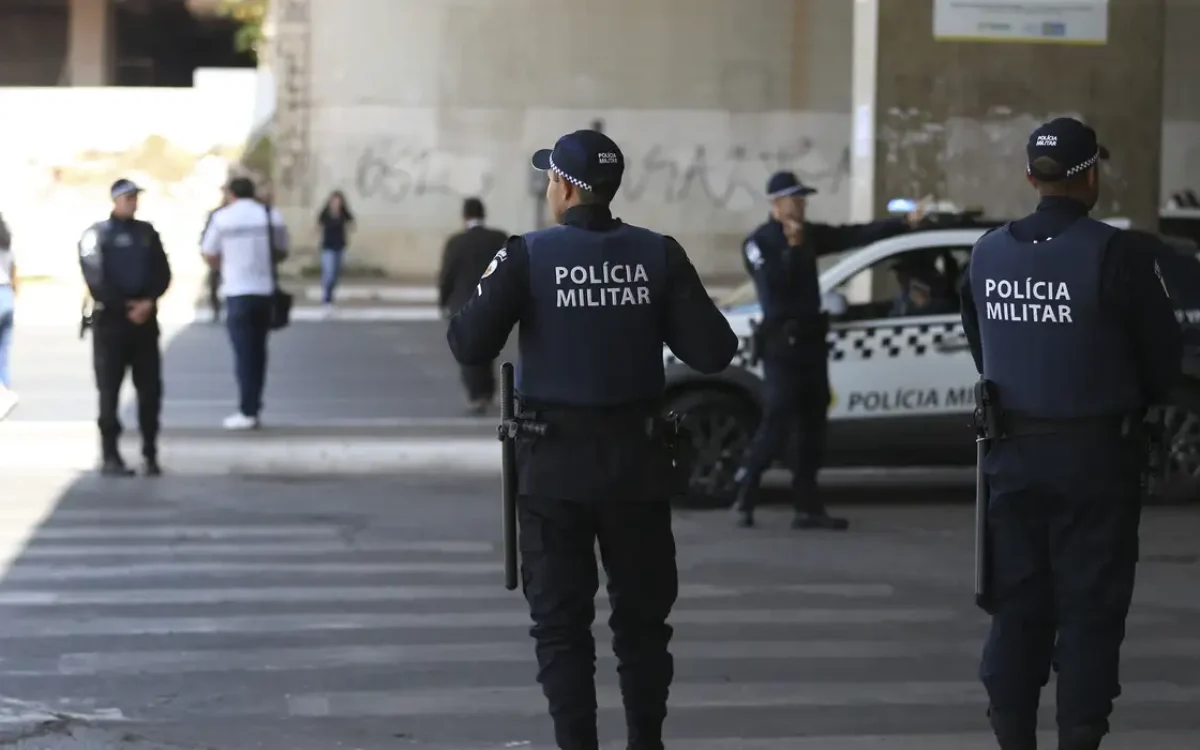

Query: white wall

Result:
[0,70,262,279]
[273,0,854,278]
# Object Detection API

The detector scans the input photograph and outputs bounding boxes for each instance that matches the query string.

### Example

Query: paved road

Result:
[7,317,514,429]
[0,474,1197,748]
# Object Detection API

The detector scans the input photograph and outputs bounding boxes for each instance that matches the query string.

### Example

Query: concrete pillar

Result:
[856,0,1165,228]
[67,0,113,86]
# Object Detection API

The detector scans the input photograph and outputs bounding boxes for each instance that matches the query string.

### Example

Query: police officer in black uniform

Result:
[731,171,929,529]
[960,118,1182,750]
[447,129,738,750]
[79,179,173,476]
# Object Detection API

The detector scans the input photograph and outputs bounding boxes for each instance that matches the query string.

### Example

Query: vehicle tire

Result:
[663,388,759,509]
[1147,381,1200,505]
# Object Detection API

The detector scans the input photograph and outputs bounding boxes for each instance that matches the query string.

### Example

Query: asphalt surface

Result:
[0,474,1197,749]
[7,315,513,431]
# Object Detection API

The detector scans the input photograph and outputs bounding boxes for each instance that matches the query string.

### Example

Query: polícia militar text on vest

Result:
[981,277,1073,323]
[554,262,652,308]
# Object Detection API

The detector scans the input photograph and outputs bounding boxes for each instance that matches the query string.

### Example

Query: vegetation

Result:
[215,0,267,54]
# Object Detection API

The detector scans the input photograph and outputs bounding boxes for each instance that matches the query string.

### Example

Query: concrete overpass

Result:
[265,0,1200,278]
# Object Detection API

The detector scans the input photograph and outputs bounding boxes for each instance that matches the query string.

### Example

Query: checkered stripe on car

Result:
[665,321,964,368]
[829,321,964,361]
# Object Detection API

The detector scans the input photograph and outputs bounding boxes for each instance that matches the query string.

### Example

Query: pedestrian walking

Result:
[438,197,508,414]
[731,171,929,529]
[202,187,233,323]
[317,190,354,310]
[200,176,289,430]
[447,129,738,750]
[78,179,173,475]
[960,117,1183,750]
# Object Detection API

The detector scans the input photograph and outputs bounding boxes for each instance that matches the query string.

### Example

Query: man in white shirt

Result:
[200,177,288,430]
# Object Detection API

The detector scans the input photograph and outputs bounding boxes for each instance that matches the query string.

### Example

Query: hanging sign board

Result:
[933,0,1109,45]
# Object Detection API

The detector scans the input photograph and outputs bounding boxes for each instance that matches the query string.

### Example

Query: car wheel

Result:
[663,388,758,509]
[1148,386,1200,504]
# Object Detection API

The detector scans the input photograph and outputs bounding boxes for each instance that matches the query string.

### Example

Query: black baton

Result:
[498,362,519,591]
[972,380,995,613]
[496,363,549,591]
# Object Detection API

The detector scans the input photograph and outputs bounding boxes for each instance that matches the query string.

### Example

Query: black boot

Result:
[988,707,1037,750]
[100,455,135,477]
[143,454,162,477]
[791,481,848,530]
[552,719,599,750]
[1058,724,1105,750]
[731,483,757,528]
[100,435,134,477]
[626,714,664,750]
[791,510,849,530]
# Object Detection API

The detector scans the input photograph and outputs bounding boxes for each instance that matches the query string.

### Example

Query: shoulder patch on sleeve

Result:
[480,246,507,279]
[79,228,99,257]
[743,240,764,270]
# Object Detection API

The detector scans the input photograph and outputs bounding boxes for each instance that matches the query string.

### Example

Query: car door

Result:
[821,241,979,467]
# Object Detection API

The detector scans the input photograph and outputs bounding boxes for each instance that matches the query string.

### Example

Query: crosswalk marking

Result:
[0,497,1194,746]
[0,607,960,639]
[44,637,1200,677]
[409,734,1200,750]
[0,582,895,606]
[15,540,497,557]
[284,680,1200,717]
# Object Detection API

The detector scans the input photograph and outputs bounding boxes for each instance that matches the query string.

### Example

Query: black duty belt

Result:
[518,410,660,438]
[1002,413,1130,438]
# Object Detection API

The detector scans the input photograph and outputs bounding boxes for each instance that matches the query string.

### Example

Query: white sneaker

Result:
[222,412,260,431]
[0,389,17,420]
[321,304,334,319]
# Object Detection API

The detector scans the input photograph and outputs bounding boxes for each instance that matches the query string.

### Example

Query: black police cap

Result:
[766,171,817,199]
[1026,117,1109,182]
[531,130,625,196]
[110,179,143,200]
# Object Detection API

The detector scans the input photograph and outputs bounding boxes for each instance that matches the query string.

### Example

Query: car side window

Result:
[830,247,972,322]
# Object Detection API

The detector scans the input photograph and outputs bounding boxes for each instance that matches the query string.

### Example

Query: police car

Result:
[662,213,1200,507]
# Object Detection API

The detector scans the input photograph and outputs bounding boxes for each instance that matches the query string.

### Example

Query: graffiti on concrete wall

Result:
[623,139,850,212]
[352,138,494,204]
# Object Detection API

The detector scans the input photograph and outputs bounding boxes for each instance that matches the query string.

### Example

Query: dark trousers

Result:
[92,318,161,458]
[519,495,678,750]
[460,362,496,402]
[980,432,1142,738]
[736,357,829,506]
[207,268,221,317]
[225,295,272,417]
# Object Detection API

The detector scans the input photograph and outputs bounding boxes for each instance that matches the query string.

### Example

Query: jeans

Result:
[225,295,272,417]
[320,249,345,304]
[0,285,13,388]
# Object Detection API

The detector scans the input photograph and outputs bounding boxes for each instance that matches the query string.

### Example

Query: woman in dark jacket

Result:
[317,190,355,306]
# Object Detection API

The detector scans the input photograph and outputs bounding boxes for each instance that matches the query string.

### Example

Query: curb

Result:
[0,434,502,474]
[12,305,444,329]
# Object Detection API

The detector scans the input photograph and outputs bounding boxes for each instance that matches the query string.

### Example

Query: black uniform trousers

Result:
[92,316,162,458]
[980,430,1142,738]
[737,355,829,504]
[519,494,678,750]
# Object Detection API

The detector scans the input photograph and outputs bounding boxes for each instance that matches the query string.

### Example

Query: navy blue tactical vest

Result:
[518,223,668,407]
[969,217,1141,419]
[102,220,152,296]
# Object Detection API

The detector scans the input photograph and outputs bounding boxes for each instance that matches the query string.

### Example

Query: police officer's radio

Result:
[497,362,549,591]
